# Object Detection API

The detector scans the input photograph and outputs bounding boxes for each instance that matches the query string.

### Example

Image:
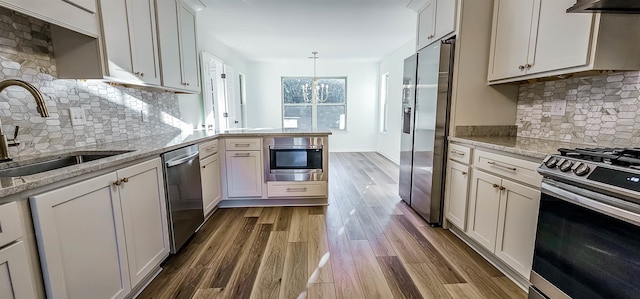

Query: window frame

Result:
[379,72,390,133]
[281,76,348,131]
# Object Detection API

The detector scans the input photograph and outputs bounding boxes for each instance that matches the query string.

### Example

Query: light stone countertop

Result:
[0,128,331,198]
[449,136,586,160]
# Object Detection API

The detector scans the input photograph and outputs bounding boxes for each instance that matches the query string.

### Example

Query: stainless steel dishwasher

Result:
[162,144,204,253]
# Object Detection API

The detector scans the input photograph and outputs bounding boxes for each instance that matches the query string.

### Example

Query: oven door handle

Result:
[542,179,640,226]
[269,145,322,150]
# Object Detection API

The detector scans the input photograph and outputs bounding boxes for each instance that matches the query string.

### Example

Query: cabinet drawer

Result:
[449,143,472,164]
[267,182,328,198]
[199,139,219,158]
[225,138,262,151]
[0,202,23,248]
[474,150,541,187]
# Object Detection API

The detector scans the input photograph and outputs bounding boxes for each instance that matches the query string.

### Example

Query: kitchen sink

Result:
[0,150,133,177]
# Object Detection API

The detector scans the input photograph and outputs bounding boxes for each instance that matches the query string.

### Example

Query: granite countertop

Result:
[0,128,332,198]
[449,136,584,160]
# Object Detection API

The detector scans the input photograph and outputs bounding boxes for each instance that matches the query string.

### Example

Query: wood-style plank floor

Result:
[139,152,526,299]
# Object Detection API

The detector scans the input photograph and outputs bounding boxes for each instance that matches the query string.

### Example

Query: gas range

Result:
[538,147,640,204]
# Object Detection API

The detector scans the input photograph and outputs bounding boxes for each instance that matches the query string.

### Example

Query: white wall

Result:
[245,60,379,152]
[375,40,416,163]
[177,15,250,129]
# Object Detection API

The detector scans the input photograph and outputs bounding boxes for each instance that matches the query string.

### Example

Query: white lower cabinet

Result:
[30,158,168,299]
[0,241,36,299]
[225,151,263,198]
[444,160,470,230]
[467,169,540,278]
[495,179,540,278]
[467,170,502,251]
[201,153,222,215]
[117,159,169,287]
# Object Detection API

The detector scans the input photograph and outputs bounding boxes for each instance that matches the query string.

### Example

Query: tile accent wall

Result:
[0,7,184,158]
[516,71,640,145]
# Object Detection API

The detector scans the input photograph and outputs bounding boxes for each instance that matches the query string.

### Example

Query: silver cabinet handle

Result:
[234,153,251,157]
[451,150,466,156]
[487,161,517,171]
[234,144,251,147]
[286,187,308,192]
[205,147,216,152]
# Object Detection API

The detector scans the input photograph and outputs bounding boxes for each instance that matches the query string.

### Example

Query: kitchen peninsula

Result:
[0,128,330,298]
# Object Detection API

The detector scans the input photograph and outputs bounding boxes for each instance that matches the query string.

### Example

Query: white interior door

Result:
[200,52,226,130]
[224,65,243,129]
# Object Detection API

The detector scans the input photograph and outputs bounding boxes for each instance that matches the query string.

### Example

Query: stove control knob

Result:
[544,156,559,168]
[558,159,573,172]
[573,163,590,176]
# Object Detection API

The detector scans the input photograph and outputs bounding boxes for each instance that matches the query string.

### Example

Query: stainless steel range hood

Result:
[567,0,640,13]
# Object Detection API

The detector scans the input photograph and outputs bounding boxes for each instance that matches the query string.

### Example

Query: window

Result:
[282,77,347,130]
[380,73,390,133]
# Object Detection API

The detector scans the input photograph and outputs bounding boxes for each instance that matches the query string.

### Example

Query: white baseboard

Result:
[376,151,399,165]
[328,148,376,153]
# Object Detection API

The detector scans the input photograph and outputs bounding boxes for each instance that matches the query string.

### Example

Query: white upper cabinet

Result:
[0,0,99,37]
[156,0,200,93]
[416,0,456,50]
[100,0,161,85]
[487,0,538,80]
[488,0,640,84]
[179,3,200,92]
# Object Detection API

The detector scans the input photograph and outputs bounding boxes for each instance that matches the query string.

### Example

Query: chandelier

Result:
[301,51,329,104]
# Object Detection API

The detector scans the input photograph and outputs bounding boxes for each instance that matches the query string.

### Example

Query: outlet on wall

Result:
[141,110,149,122]
[69,108,86,126]
[550,100,567,116]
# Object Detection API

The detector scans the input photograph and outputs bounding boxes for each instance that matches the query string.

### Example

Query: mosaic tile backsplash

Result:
[0,7,184,158]
[516,71,640,145]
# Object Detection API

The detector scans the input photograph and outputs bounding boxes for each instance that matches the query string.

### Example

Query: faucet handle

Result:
[8,126,19,146]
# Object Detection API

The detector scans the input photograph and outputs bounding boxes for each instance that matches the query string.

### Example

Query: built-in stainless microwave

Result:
[264,137,327,181]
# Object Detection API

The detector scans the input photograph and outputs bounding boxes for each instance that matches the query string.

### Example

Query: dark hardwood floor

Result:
[138,152,526,299]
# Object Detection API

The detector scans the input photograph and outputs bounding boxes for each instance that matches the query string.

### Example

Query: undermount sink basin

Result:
[0,150,133,177]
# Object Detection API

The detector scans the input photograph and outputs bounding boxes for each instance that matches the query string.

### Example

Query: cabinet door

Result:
[467,170,501,252]
[100,0,134,78]
[444,160,469,230]
[201,153,222,216]
[495,180,540,279]
[156,0,183,90]
[527,0,593,75]
[0,241,36,299]
[127,0,161,85]
[434,0,456,41]
[416,0,435,50]
[225,151,263,197]
[487,0,538,81]
[117,158,169,287]
[65,0,96,13]
[179,3,200,92]
[30,173,130,299]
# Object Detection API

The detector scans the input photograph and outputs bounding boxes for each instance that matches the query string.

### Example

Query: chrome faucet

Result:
[0,79,49,162]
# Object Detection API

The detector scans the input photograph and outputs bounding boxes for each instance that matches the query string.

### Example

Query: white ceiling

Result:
[199,0,417,62]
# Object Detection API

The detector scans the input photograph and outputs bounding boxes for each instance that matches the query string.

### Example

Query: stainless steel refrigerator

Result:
[399,39,455,226]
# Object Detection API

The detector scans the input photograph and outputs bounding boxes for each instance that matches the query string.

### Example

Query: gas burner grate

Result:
[558,147,640,167]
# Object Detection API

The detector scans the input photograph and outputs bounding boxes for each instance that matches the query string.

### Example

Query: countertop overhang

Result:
[0,128,332,198]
